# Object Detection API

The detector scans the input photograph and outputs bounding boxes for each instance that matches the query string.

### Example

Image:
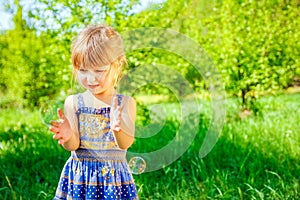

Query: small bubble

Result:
[39,100,63,127]
[128,156,146,174]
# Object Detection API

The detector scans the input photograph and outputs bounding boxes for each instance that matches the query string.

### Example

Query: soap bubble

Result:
[39,100,64,127]
[128,156,146,174]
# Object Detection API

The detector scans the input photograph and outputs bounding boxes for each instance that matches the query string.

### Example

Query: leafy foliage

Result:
[0,0,71,108]
[122,0,300,109]
[206,0,300,108]
[0,0,299,111]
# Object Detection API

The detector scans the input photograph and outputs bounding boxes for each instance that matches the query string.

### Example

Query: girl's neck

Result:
[86,89,117,105]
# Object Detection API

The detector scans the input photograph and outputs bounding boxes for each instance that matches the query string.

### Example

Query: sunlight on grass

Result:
[0,93,299,199]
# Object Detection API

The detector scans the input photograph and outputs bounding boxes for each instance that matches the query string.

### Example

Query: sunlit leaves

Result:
[0,0,299,110]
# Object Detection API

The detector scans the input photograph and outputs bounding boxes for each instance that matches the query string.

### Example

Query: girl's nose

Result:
[87,72,97,83]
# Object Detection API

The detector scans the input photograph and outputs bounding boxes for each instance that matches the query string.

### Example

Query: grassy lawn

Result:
[0,93,299,199]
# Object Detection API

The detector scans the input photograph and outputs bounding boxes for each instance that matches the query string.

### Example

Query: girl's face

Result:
[76,65,114,95]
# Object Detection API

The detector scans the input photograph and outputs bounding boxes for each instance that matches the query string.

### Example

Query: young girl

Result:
[50,24,138,200]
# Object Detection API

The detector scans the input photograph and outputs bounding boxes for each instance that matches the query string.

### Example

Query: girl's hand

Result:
[110,95,122,132]
[110,95,136,136]
[110,95,136,149]
[50,108,72,145]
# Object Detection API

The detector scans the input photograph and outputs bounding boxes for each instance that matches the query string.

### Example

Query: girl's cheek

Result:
[77,72,86,83]
[99,74,106,81]
[94,73,106,84]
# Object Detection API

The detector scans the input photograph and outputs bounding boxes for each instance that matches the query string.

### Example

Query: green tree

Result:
[122,0,300,110]
[0,0,71,108]
[207,0,300,109]
[1,0,141,108]
[1,0,299,110]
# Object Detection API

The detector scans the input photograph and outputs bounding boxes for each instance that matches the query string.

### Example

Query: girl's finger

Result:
[50,120,59,126]
[112,96,118,108]
[53,133,62,140]
[58,139,65,145]
[57,108,65,120]
[49,126,60,133]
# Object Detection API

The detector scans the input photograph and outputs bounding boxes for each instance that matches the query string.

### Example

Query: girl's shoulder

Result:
[118,94,136,108]
[118,93,134,101]
[64,93,81,110]
[65,93,81,102]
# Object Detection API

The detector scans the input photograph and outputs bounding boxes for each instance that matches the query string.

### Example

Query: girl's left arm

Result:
[111,96,136,150]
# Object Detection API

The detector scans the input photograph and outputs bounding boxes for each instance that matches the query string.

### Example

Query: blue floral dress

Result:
[54,94,138,200]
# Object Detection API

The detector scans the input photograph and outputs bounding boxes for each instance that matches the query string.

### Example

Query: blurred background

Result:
[0,0,299,199]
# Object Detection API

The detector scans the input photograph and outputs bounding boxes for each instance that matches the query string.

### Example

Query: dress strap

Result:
[77,94,85,108]
[117,94,123,106]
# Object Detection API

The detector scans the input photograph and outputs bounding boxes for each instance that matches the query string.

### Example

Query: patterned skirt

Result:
[54,149,138,200]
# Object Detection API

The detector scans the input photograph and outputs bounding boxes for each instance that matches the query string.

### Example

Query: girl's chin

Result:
[89,88,102,94]
[94,89,115,96]
[90,88,107,95]
[85,85,114,95]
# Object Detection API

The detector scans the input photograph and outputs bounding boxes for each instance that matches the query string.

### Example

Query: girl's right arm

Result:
[50,95,80,151]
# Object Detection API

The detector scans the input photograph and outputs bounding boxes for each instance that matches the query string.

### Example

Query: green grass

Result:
[0,93,299,199]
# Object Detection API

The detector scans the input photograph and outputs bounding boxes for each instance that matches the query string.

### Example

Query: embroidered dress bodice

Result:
[53,93,138,200]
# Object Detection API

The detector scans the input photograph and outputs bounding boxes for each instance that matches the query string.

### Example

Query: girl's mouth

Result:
[88,84,99,89]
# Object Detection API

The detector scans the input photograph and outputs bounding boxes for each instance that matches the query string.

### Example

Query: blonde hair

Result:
[71,24,126,86]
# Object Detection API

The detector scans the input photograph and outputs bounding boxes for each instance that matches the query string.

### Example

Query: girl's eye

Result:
[79,69,87,72]
[95,70,106,73]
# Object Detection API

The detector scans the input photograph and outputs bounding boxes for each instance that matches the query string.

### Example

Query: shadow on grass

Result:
[131,111,299,200]
[0,125,70,200]
[134,131,299,200]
